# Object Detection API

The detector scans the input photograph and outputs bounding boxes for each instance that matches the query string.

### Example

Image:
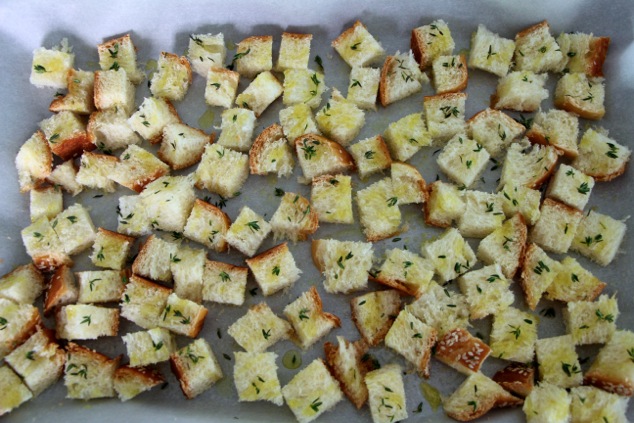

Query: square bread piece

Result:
[76,269,125,304]
[205,67,239,109]
[522,382,571,423]
[365,364,408,423]
[572,127,631,182]
[385,308,437,377]
[98,34,144,84]
[424,180,465,228]
[55,304,119,340]
[0,299,40,359]
[379,50,429,106]
[15,130,52,193]
[513,20,564,73]
[520,243,562,311]
[431,54,468,94]
[493,363,536,398]
[76,151,118,193]
[411,19,455,70]
[310,174,354,224]
[406,282,470,337]
[564,294,618,345]
[47,160,83,197]
[249,123,294,178]
[423,92,466,142]
[149,52,192,101]
[138,175,196,233]
[375,248,434,297]
[491,71,549,112]
[276,32,312,71]
[183,199,231,252]
[466,108,525,159]
[526,109,579,159]
[39,110,93,161]
[278,103,320,143]
[64,342,119,400]
[87,108,142,154]
[350,289,401,346]
[225,206,272,257]
[284,286,341,349]
[435,328,491,375]
[457,190,505,239]
[122,327,176,367]
[187,32,226,77]
[545,256,606,303]
[489,306,539,363]
[584,330,634,396]
[44,265,78,316]
[529,198,583,254]
[227,303,292,353]
[468,24,515,77]
[311,238,373,294]
[557,32,610,77]
[332,20,384,68]
[245,243,301,296]
[437,134,490,188]
[21,216,70,272]
[391,162,427,205]
[323,336,372,409]
[347,66,380,110]
[233,351,283,405]
[30,39,75,89]
[158,122,212,170]
[235,71,283,117]
[269,192,318,242]
[554,73,605,120]
[117,195,152,237]
[295,133,355,183]
[170,245,206,303]
[0,263,45,305]
[217,107,256,152]
[158,292,208,338]
[113,366,165,402]
[315,89,366,147]
[49,69,95,115]
[51,203,97,256]
[201,260,248,306]
[282,358,343,423]
[383,113,431,162]
[356,178,401,242]
[128,96,180,144]
[170,338,223,399]
[348,135,392,180]
[131,234,179,283]
[498,184,541,226]
[120,275,172,330]
[478,213,528,279]
[421,227,476,282]
[194,144,249,199]
[535,334,583,388]
[94,69,135,115]
[458,264,514,319]
[233,35,273,78]
[283,69,326,109]
[89,228,134,270]
[570,210,627,266]
[0,365,32,415]
[546,164,594,210]
[569,386,629,423]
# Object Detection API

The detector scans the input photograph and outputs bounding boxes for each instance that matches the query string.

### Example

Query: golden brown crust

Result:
[378,55,394,107]
[529,148,561,190]
[282,32,313,42]
[66,342,121,367]
[249,123,287,175]
[373,275,418,297]
[44,265,76,316]
[49,69,95,114]
[423,181,452,228]
[555,99,605,121]
[191,199,231,252]
[331,20,364,49]
[307,285,341,328]
[508,213,528,280]
[350,291,401,346]
[51,132,95,161]
[324,338,369,409]
[584,372,634,397]
[294,133,356,173]
[587,36,610,77]
[128,274,173,296]
[185,307,207,338]
[492,363,535,398]
[310,239,326,272]
[98,34,135,55]
[245,242,288,267]
[33,253,73,274]
[114,365,165,387]
[410,27,428,70]
[97,227,135,245]
[435,328,491,375]
[515,20,550,41]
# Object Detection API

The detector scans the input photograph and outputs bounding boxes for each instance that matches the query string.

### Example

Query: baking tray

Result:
[0,0,633,421]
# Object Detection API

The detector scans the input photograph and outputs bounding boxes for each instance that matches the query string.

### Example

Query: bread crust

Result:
[378,55,395,107]
[114,365,165,388]
[410,27,428,69]
[323,338,370,409]
[97,227,135,245]
[282,32,312,42]
[66,341,121,367]
[52,132,95,161]
[249,123,287,174]
[157,127,214,171]
[307,285,341,328]
[515,20,550,41]
[294,133,356,175]
[331,20,364,49]
[435,54,468,94]
[435,328,491,375]
[492,363,535,398]
[526,126,577,159]
[44,264,77,316]
[587,36,610,77]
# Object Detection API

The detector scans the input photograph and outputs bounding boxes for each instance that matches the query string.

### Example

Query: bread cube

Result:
[356,178,401,242]
[225,206,271,257]
[217,107,256,152]
[573,210,626,267]
[195,144,250,198]
[564,294,618,345]
[522,382,571,423]
[183,199,231,252]
[383,113,431,161]
[530,198,583,254]
[276,32,312,71]
[421,228,476,282]
[282,358,343,423]
[468,25,515,77]
[585,330,634,396]
[437,134,490,188]
[312,238,373,294]
[138,175,196,232]
[205,67,239,108]
[246,243,301,296]
[39,110,93,161]
[98,34,144,84]
[52,203,96,256]
[424,92,466,142]
[30,39,74,88]
[478,213,527,279]
[347,66,380,110]
[49,69,95,115]
[457,190,505,239]
[233,35,273,78]
[234,351,283,405]
[0,299,40,359]
[435,328,491,375]
[15,131,53,193]
[295,133,355,182]
[170,245,206,303]
[201,259,248,306]
[158,122,212,170]
[122,327,176,367]
[249,123,294,177]
[64,343,119,400]
[535,334,582,388]
[149,52,192,101]
[489,306,538,363]
[30,186,62,222]
[94,69,135,114]
[379,50,429,106]
[519,243,561,310]
[117,195,152,237]
[187,32,226,77]
[21,216,70,272]
[573,127,631,182]
[526,109,579,158]
[406,282,470,336]
[323,336,371,409]
[493,363,536,398]
[284,286,341,349]
[170,338,223,399]
[350,290,400,346]
[56,304,119,340]
[269,192,318,242]
[554,73,605,120]
[432,54,467,94]
[311,174,354,224]
[467,110,524,160]
[365,364,408,423]
[279,103,320,142]
[514,20,564,73]
[132,234,179,283]
[120,275,172,329]
[87,108,141,154]
[545,256,606,303]
[349,135,392,179]
[557,32,610,77]
[111,145,170,192]
[0,263,45,305]
[491,71,549,112]
[44,265,78,316]
[114,366,165,402]
[0,365,33,415]
[235,71,283,117]
[158,293,207,338]
[315,89,365,146]
[89,228,134,270]
[546,164,594,210]
[459,264,514,319]
[76,151,118,192]
[424,180,465,228]
[385,309,437,377]
[569,386,629,423]
[375,248,434,297]
[391,162,426,205]
[332,20,384,68]
[128,96,180,144]
[227,303,292,352]
[283,69,326,109]
[411,19,455,70]
[76,270,125,304]
[499,141,559,190]
[498,184,541,226]
[47,160,82,196]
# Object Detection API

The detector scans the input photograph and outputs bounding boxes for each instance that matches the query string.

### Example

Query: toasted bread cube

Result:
[573,127,631,182]
[459,264,514,319]
[478,213,527,279]
[585,330,634,396]
[383,113,431,162]
[347,66,380,110]
[526,109,579,159]
[52,203,96,255]
[234,351,283,405]
[530,198,583,254]
[205,67,239,108]
[217,108,256,152]
[249,123,294,177]
[227,303,292,352]
[187,32,226,77]
[111,145,170,193]
[424,92,466,142]
[64,343,119,400]
[458,190,505,239]
[385,309,436,377]
[56,304,119,340]
[120,275,172,329]
[39,110,93,161]
[498,184,541,226]
[94,69,135,114]
[0,299,40,359]
[411,19,455,70]
[195,144,250,198]
[131,235,179,283]
[310,174,354,224]
[356,178,402,242]
[282,358,343,423]
[0,263,45,305]
[270,192,318,242]
[44,265,78,316]
[170,245,206,303]
[437,134,490,188]
[246,243,301,296]
[15,131,53,193]
[349,135,392,179]
[90,228,134,270]
[284,286,341,350]
[555,73,605,120]
[30,39,74,88]
[332,20,384,68]
[312,238,373,294]
[235,71,283,117]
[545,256,606,302]
[499,141,559,190]
[493,362,535,398]
[283,69,326,109]
[514,21,564,72]
[351,290,400,346]
[522,382,571,423]
[535,334,582,388]
[379,50,429,106]
[5,329,65,396]
[391,162,426,205]
[407,282,470,336]
[76,270,125,304]
[435,328,491,375]
[98,34,144,84]
[128,97,180,144]
[432,54,467,94]
[366,364,408,423]
[557,32,610,77]
[183,199,230,252]
[315,89,365,146]
[21,216,71,272]
[29,186,62,222]
[520,244,561,310]
[276,32,312,71]
[424,180,465,228]
[324,337,370,409]
[492,71,549,112]
[116,195,152,236]
[49,69,95,114]
[225,206,271,257]
[490,307,539,363]
[158,123,212,170]
[201,260,247,306]
[233,35,273,78]
[170,338,223,399]
[279,103,320,142]
[114,366,165,402]
[564,294,618,345]
[443,371,523,421]
[375,248,434,297]
[570,386,629,423]
[546,164,594,210]
[295,133,355,182]
[468,25,515,77]
[0,365,33,415]
[159,293,207,338]
[138,175,195,232]
[76,151,118,192]
[122,327,176,367]
[421,228,476,282]
[571,210,626,266]
[87,108,141,154]
[467,108,526,159]
[149,52,192,101]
